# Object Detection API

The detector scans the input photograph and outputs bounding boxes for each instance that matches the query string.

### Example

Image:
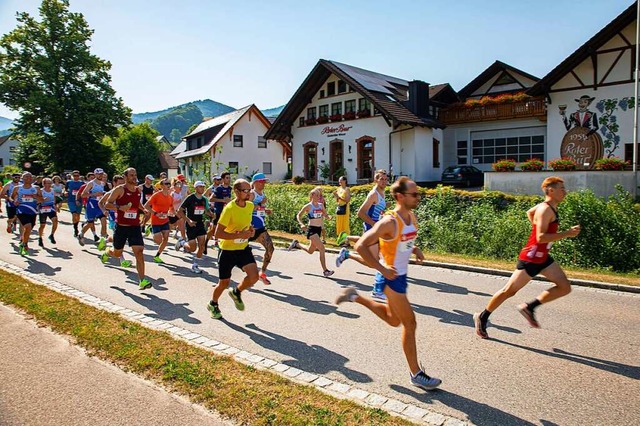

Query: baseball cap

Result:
[251,172,269,182]
[213,175,222,180]
[194,180,206,188]
[94,168,104,174]
[176,174,186,181]
[145,174,154,180]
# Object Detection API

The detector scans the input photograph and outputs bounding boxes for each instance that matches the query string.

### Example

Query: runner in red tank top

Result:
[100,167,152,290]
[473,177,581,339]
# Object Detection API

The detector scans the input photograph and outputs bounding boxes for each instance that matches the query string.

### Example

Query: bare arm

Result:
[296,204,310,229]
[534,206,580,243]
[357,192,376,226]
[81,181,93,198]
[526,204,538,224]
[103,186,126,212]
[355,216,397,279]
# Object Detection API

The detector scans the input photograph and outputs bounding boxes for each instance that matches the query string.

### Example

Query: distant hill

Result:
[0,116,14,131]
[261,105,285,117]
[132,99,235,124]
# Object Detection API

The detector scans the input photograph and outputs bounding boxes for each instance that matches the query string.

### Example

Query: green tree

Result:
[150,103,203,140]
[106,123,162,177]
[169,128,183,143]
[0,0,130,173]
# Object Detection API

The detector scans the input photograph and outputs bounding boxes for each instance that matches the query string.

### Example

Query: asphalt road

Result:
[1,211,638,426]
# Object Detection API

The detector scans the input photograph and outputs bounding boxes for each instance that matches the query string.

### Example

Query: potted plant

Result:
[305,117,317,126]
[292,175,305,185]
[357,109,371,118]
[593,157,628,171]
[343,111,356,120]
[492,158,516,172]
[318,162,331,182]
[329,113,342,122]
[548,157,578,171]
[519,158,544,171]
[316,115,329,124]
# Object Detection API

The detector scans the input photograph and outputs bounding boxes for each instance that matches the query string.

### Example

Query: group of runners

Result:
[1,166,581,392]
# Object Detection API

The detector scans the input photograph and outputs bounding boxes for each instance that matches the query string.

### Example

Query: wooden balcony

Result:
[440,97,547,125]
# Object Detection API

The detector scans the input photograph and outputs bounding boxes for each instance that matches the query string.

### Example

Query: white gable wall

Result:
[0,138,18,171]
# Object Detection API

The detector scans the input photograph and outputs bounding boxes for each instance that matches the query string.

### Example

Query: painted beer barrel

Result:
[560,127,603,169]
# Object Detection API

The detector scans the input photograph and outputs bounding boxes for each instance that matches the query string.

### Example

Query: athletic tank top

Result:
[518,203,559,264]
[116,186,142,226]
[251,190,267,229]
[5,181,17,207]
[170,191,183,216]
[52,183,63,196]
[364,188,386,231]
[378,211,418,276]
[141,184,154,204]
[16,185,39,215]
[39,188,56,214]
[308,202,323,220]
[88,180,104,199]
[66,180,83,203]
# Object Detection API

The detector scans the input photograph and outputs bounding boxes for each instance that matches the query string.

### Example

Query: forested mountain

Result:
[131,99,235,124]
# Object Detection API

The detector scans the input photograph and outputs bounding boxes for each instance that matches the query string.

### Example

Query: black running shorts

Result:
[113,224,144,250]
[516,256,555,278]
[218,246,256,280]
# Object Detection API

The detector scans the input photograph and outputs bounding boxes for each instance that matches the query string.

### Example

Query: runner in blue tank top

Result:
[64,170,84,237]
[78,168,108,248]
[0,174,21,233]
[37,177,59,247]
[10,172,43,256]
[248,173,274,285]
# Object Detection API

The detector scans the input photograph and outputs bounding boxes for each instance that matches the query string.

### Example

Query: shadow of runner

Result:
[492,339,640,380]
[410,305,522,335]
[41,247,74,260]
[389,384,536,426]
[24,256,62,276]
[254,287,360,319]
[407,277,493,297]
[110,286,201,324]
[221,320,372,383]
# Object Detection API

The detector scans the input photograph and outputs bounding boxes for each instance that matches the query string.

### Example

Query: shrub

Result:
[492,158,516,172]
[548,157,578,171]
[519,158,544,172]
[292,176,305,185]
[593,157,628,171]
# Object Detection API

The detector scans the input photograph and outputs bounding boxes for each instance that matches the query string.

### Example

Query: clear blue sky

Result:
[0,0,634,120]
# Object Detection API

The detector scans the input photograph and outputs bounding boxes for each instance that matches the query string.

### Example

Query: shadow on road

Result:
[389,384,536,426]
[408,277,493,297]
[411,304,522,335]
[42,247,74,260]
[492,339,640,380]
[23,254,62,276]
[110,286,201,324]
[254,287,359,319]
[332,276,373,292]
[221,320,372,383]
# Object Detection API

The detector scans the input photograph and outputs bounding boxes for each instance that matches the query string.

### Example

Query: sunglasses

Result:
[237,188,251,193]
[402,192,420,198]
[162,182,171,186]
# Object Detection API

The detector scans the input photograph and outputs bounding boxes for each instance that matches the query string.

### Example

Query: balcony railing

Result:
[440,97,546,125]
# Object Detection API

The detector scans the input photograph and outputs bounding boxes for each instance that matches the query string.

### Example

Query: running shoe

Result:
[77,235,85,246]
[73,229,78,237]
[174,238,183,251]
[139,278,152,290]
[518,303,540,328]
[120,260,133,268]
[144,225,151,236]
[38,237,44,247]
[323,269,334,278]
[287,239,298,251]
[19,245,28,257]
[191,264,202,274]
[93,235,99,242]
[100,252,109,264]
[473,312,489,339]
[410,368,442,391]
[48,234,56,244]
[207,302,222,319]
[336,231,348,246]
[335,286,358,305]
[153,256,164,264]
[259,272,271,285]
[371,291,387,303]
[336,247,349,267]
[97,237,107,251]
[228,288,245,311]
[6,224,12,233]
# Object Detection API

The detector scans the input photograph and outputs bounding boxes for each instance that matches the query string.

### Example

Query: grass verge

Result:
[0,269,413,426]
[268,231,639,287]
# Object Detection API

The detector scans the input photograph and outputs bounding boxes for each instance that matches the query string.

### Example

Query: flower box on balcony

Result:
[357,109,371,118]
[305,118,317,126]
[316,115,329,124]
[343,111,356,120]
[329,114,342,122]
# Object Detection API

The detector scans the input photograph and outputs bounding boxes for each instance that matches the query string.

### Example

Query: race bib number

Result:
[72,190,78,196]
[157,212,167,219]
[312,212,322,219]
[194,206,205,215]
[40,206,52,214]
[234,238,248,244]
[124,210,137,219]
[256,207,266,218]
[22,196,34,203]
[399,231,417,253]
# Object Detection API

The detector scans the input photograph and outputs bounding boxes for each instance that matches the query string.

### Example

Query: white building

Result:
[265,60,458,184]
[174,104,290,182]
[0,135,19,172]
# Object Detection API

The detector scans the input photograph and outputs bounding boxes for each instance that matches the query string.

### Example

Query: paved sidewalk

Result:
[0,303,232,426]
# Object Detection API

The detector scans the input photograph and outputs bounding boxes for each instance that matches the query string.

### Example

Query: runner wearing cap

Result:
[1,174,21,234]
[37,177,59,247]
[11,172,43,256]
[207,179,257,319]
[176,181,211,274]
[100,167,152,290]
[249,173,274,285]
[143,177,173,264]
[78,168,108,248]
[139,174,156,236]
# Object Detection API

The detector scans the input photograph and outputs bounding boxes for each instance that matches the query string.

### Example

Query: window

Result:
[196,137,203,149]
[358,98,371,112]
[258,136,267,149]
[331,102,342,115]
[457,141,468,165]
[299,117,305,126]
[228,162,239,173]
[9,146,16,152]
[0,158,3,166]
[327,82,336,96]
[319,90,325,98]
[319,105,329,117]
[233,135,243,148]
[307,107,317,119]
[433,139,440,168]
[344,100,356,113]
[263,162,272,175]
[625,143,639,165]
[337,80,347,94]
[471,134,545,164]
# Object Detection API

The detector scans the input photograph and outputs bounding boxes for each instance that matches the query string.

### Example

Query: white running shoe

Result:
[191,264,202,274]
[335,286,358,305]
[336,247,348,268]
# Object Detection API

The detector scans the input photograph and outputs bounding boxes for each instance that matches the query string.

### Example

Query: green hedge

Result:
[263,184,640,273]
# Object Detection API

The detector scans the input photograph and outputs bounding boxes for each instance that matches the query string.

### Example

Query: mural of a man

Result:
[560,95,598,135]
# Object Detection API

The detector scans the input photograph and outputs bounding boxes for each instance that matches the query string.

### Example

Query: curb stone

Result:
[0,259,472,426]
